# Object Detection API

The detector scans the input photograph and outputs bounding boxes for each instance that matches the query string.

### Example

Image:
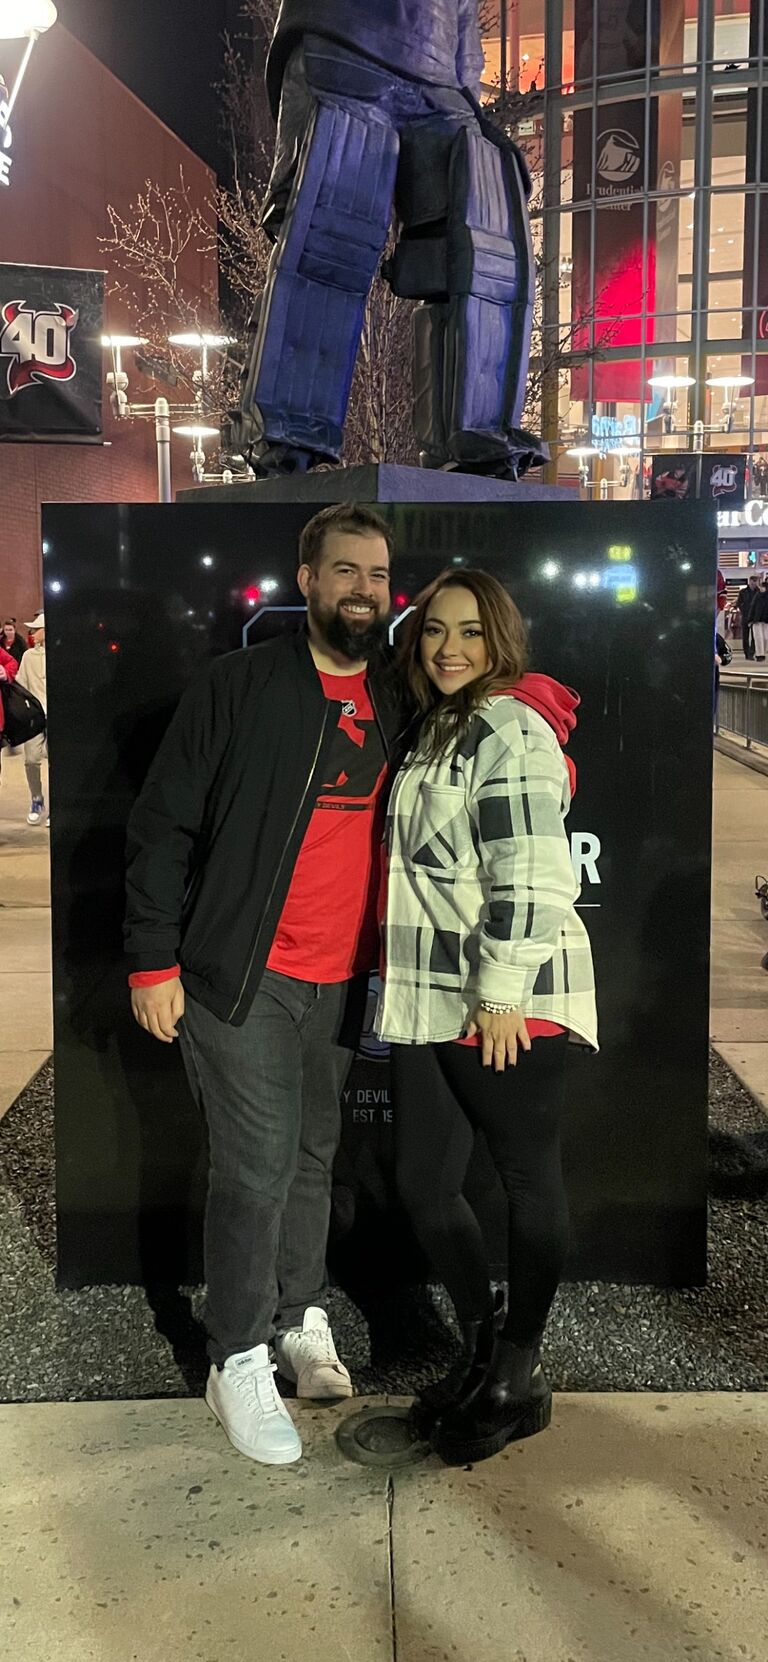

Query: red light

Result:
[394,592,409,608]
[244,585,261,605]
[109,641,120,654]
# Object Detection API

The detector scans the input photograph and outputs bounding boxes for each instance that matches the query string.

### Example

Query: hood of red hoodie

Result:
[500,673,580,794]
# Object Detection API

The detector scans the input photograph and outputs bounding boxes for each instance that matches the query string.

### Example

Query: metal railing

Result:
[717,674,768,751]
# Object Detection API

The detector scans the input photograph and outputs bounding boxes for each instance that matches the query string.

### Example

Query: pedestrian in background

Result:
[15,612,48,826]
[748,575,768,663]
[1,619,26,667]
[737,574,759,660]
[0,640,19,782]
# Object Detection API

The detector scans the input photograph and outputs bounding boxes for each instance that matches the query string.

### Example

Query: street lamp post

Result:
[0,0,56,186]
[647,374,696,436]
[172,424,221,486]
[167,332,234,420]
[566,445,598,491]
[706,374,754,434]
[0,2,56,110]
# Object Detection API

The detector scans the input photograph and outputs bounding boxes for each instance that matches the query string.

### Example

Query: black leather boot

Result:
[432,1333,551,1466]
[409,1288,505,1439]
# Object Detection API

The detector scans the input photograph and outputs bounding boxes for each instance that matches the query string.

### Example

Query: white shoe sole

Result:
[205,1388,303,1464]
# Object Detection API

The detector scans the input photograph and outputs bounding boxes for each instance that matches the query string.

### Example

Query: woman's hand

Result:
[0,666,7,681]
[466,1006,531,1071]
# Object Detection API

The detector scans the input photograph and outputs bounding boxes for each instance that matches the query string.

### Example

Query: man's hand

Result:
[131,977,185,1044]
[466,1006,531,1072]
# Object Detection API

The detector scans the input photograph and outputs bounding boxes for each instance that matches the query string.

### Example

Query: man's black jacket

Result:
[124,631,407,1027]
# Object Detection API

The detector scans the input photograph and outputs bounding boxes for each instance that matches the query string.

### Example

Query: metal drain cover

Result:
[336,1406,430,1467]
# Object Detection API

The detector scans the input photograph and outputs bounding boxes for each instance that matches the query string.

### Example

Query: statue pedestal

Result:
[177,462,574,505]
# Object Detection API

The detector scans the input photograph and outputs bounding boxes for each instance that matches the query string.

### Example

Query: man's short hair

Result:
[298,504,393,571]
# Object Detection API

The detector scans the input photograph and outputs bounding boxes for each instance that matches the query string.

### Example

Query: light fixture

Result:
[173,423,220,486]
[101,334,146,348]
[0,1,57,40]
[0,0,56,188]
[648,373,695,434]
[101,335,147,417]
[648,374,695,389]
[706,374,754,388]
[168,332,234,347]
[168,333,235,415]
[172,424,220,439]
[609,443,641,489]
[706,372,754,432]
[566,445,597,489]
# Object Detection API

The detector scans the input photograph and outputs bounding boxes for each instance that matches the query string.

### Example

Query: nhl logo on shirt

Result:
[341,700,357,717]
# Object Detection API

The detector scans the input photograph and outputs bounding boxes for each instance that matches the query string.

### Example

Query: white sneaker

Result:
[26,797,44,825]
[274,1307,353,1399]
[205,1343,302,1464]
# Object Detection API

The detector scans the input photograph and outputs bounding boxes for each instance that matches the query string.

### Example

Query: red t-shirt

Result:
[266,669,387,984]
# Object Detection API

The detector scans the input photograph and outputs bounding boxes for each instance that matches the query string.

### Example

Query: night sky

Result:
[54,0,256,176]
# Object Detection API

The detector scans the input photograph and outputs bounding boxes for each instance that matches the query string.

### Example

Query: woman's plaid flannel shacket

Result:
[376,695,599,1048]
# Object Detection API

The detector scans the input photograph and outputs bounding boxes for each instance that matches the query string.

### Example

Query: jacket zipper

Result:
[367,680,390,761]
[226,703,331,1022]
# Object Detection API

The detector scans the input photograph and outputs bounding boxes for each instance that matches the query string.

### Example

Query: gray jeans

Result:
[179,969,365,1367]
[24,729,48,800]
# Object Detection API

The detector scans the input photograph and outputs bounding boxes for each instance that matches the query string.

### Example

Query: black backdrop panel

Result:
[42,501,715,1290]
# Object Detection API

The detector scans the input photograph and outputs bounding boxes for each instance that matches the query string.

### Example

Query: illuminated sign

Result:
[0,74,11,188]
[717,500,768,531]
[591,414,640,456]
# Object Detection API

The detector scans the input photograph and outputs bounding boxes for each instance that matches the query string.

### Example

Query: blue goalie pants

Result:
[237,35,537,471]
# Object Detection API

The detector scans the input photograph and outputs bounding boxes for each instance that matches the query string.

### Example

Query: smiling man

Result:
[124,504,403,1466]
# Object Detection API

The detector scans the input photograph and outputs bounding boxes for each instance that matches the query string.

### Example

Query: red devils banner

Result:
[0,263,104,439]
[650,452,747,506]
[571,0,685,403]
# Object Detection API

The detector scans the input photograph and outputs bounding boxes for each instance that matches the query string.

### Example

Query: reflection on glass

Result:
[602,564,639,604]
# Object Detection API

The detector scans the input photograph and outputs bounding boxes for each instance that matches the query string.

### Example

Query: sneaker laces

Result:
[290,1324,337,1364]
[232,1358,282,1416]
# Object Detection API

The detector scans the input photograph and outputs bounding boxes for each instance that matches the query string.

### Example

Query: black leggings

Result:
[391,1036,569,1344]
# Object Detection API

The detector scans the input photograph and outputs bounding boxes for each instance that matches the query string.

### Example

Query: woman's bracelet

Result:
[480,1000,519,1015]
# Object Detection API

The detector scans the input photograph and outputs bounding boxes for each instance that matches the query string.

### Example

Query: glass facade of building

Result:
[480,2,768,507]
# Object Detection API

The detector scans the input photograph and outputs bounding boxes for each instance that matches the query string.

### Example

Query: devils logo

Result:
[0,299,78,396]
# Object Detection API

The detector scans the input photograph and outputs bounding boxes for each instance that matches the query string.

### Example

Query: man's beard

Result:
[308,593,388,661]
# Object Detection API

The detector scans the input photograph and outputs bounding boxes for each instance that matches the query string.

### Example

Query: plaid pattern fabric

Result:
[376,695,598,1048]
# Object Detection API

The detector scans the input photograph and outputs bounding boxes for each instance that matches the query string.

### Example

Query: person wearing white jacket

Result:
[15,612,48,826]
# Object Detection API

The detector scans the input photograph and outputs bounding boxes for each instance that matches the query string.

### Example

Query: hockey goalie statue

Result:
[232,1,546,481]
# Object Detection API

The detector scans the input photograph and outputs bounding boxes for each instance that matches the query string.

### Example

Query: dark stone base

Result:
[177,462,575,505]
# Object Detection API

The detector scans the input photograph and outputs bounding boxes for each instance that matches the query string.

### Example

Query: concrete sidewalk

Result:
[1,1392,766,1662]
[710,751,768,1110]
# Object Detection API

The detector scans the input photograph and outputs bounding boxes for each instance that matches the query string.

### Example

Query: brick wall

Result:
[0,418,173,624]
[0,26,218,623]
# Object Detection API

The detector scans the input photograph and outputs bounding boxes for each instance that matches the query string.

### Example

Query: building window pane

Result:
[480,0,546,98]
[712,2,752,68]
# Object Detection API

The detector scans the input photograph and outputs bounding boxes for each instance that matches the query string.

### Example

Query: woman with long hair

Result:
[376,568,598,1466]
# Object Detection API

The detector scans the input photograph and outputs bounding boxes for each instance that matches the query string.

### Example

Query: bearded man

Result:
[125,504,404,1464]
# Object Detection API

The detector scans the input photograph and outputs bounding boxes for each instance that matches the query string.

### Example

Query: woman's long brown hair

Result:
[398,568,530,761]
